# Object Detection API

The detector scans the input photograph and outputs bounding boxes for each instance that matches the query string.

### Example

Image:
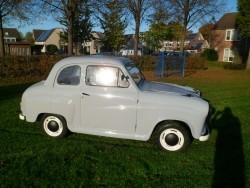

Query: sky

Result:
[6,0,238,35]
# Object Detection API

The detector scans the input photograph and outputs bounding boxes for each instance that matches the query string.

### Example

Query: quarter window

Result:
[57,65,81,85]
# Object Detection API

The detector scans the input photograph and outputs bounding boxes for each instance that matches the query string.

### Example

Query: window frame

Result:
[85,65,129,88]
[57,65,81,86]
[225,29,241,41]
[223,48,234,62]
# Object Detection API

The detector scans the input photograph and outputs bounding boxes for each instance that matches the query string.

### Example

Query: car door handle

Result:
[82,92,90,96]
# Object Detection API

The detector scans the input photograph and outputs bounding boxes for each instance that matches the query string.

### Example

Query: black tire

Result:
[155,121,192,152]
[41,114,69,138]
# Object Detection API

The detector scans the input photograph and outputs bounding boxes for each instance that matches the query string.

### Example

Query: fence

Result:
[154,51,186,77]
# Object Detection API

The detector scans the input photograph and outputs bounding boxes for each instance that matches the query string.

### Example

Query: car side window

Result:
[86,66,129,88]
[57,65,81,85]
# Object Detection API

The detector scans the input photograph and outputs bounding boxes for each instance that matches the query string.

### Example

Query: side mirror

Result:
[121,75,129,81]
[120,75,130,88]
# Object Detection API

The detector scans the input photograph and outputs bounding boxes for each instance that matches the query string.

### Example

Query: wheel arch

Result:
[36,113,67,125]
[151,120,193,139]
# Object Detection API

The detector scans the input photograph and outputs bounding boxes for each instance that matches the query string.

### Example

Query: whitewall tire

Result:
[41,114,69,138]
[156,121,192,152]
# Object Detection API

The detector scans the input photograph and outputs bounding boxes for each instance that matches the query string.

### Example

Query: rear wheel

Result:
[156,121,192,152]
[41,114,69,138]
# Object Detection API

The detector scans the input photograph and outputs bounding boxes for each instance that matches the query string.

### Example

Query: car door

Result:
[51,65,82,131]
[80,65,138,136]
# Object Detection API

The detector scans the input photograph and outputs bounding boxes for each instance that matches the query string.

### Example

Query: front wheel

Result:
[155,121,192,152]
[41,114,69,138]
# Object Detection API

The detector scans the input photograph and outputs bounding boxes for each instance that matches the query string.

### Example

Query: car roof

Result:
[56,55,132,67]
[45,55,133,86]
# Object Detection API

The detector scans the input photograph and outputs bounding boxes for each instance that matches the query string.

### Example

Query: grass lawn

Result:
[0,62,250,187]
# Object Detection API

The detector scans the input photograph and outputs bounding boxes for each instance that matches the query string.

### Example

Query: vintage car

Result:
[19,56,209,152]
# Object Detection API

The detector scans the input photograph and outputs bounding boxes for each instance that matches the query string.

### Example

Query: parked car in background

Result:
[19,55,210,152]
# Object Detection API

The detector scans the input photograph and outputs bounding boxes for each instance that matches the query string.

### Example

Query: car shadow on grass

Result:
[211,107,245,187]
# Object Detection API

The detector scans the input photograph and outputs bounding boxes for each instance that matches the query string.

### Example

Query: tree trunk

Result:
[180,29,186,52]
[134,14,140,57]
[246,46,250,70]
[68,14,74,55]
[0,17,5,57]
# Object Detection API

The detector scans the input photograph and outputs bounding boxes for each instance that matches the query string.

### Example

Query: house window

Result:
[224,48,234,62]
[225,29,241,41]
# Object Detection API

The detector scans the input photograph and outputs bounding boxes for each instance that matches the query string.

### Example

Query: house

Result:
[3,28,19,42]
[185,40,210,53]
[119,34,146,55]
[34,28,64,54]
[82,32,104,54]
[162,32,209,53]
[3,28,31,56]
[210,13,241,62]
[33,29,48,42]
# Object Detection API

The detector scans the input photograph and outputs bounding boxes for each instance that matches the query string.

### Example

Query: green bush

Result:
[46,44,58,54]
[201,49,218,61]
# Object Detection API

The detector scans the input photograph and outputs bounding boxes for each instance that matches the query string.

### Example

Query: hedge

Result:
[0,56,64,79]
[0,54,205,80]
[201,49,218,61]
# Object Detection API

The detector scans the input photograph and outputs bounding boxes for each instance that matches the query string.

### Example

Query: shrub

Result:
[186,54,206,70]
[224,63,246,70]
[46,44,58,54]
[127,55,157,71]
[201,49,218,61]
[0,55,64,79]
[0,54,206,80]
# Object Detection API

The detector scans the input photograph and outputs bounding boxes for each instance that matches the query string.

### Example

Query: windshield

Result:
[126,63,146,86]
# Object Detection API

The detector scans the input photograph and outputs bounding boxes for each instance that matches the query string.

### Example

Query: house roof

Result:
[123,34,136,49]
[3,28,19,38]
[33,29,48,41]
[185,33,204,41]
[185,40,208,51]
[214,12,238,30]
[91,32,104,40]
[36,29,55,42]
[186,33,197,41]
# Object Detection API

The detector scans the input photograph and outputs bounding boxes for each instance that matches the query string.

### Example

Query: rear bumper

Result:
[19,113,26,121]
[199,124,209,141]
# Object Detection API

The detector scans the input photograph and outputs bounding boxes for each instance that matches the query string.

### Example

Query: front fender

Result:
[136,92,209,140]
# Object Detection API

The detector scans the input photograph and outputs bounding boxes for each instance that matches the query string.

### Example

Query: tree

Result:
[199,23,215,43]
[147,5,169,24]
[166,0,224,52]
[144,23,168,52]
[144,21,183,53]
[0,0,39,56]
[58,0,93,54]
[122,0,155,56]
[237,0,250,70]
[25,32,35,45]
[42,0,93,55]
[95,0,126,52]
[17,31,24,42]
